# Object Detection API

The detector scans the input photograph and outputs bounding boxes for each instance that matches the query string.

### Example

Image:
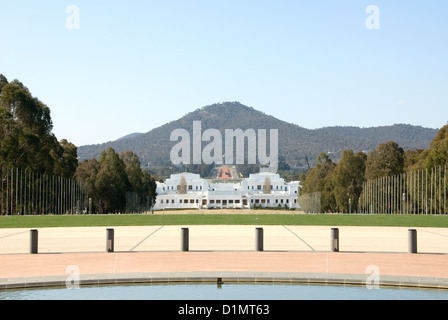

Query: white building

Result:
[153,172,301,210]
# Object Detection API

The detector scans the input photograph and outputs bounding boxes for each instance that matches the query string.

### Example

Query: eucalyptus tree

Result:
[0,75,77,176]
[301,152,337,212]
[95,148,131,213]
[331,150,366,213]
[365,141,404,180]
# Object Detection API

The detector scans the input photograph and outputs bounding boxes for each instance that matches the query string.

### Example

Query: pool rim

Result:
[1,271,448,291]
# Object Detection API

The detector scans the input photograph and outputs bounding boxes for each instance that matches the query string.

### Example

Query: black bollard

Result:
[408,229,417,254]
[106,228,114,252]
[255,228,264,251]
[331,228,339,252]
[30,229,38,254]
[181,228,189,251]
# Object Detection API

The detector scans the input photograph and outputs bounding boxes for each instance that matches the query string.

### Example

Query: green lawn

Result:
[0,213,447,228]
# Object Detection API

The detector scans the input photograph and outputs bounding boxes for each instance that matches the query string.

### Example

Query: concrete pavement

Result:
[1,225,448,290]
[1,225,448,254]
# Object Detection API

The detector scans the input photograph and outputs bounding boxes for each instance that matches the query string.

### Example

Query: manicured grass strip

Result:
[1,214,448,228]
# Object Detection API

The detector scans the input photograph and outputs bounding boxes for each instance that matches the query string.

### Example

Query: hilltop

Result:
[77,102,438,171]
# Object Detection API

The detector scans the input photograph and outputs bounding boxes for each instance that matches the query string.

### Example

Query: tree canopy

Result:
[0,74,77,177]
[412,124,448,170]
[331,150,366,213]
[75,148,156,213]
[1,74,158,214]
[300,125,447,213]
[300,152,336,212]
[365,141,404,180]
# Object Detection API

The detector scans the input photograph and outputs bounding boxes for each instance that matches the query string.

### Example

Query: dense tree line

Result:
[75,149,157,213]
[408,125,448,170]
[0,74,77,177]
[0,74,157,214]
[300,125,448,213]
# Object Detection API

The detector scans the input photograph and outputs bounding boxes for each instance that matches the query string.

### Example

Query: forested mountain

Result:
[78,102,438,171]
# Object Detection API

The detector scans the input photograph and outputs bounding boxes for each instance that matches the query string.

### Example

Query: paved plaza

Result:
[1,225,448,254]
[0,225,448,290]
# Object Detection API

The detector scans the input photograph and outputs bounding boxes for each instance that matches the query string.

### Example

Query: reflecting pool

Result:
[1,283,447,300]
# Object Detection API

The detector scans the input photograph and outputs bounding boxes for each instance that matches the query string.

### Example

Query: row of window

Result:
[160,199,200,204]
[161,185,298,193]
[209,199,241,204]
[159,198,297,205]
[248,185,288,191]
[162,185,203,191]
[251,198,297,204]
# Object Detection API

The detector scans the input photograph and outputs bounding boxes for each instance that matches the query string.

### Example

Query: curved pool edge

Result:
[2,271,448,291]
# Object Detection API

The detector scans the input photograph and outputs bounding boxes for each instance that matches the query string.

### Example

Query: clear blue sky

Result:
[0,1,447,146]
